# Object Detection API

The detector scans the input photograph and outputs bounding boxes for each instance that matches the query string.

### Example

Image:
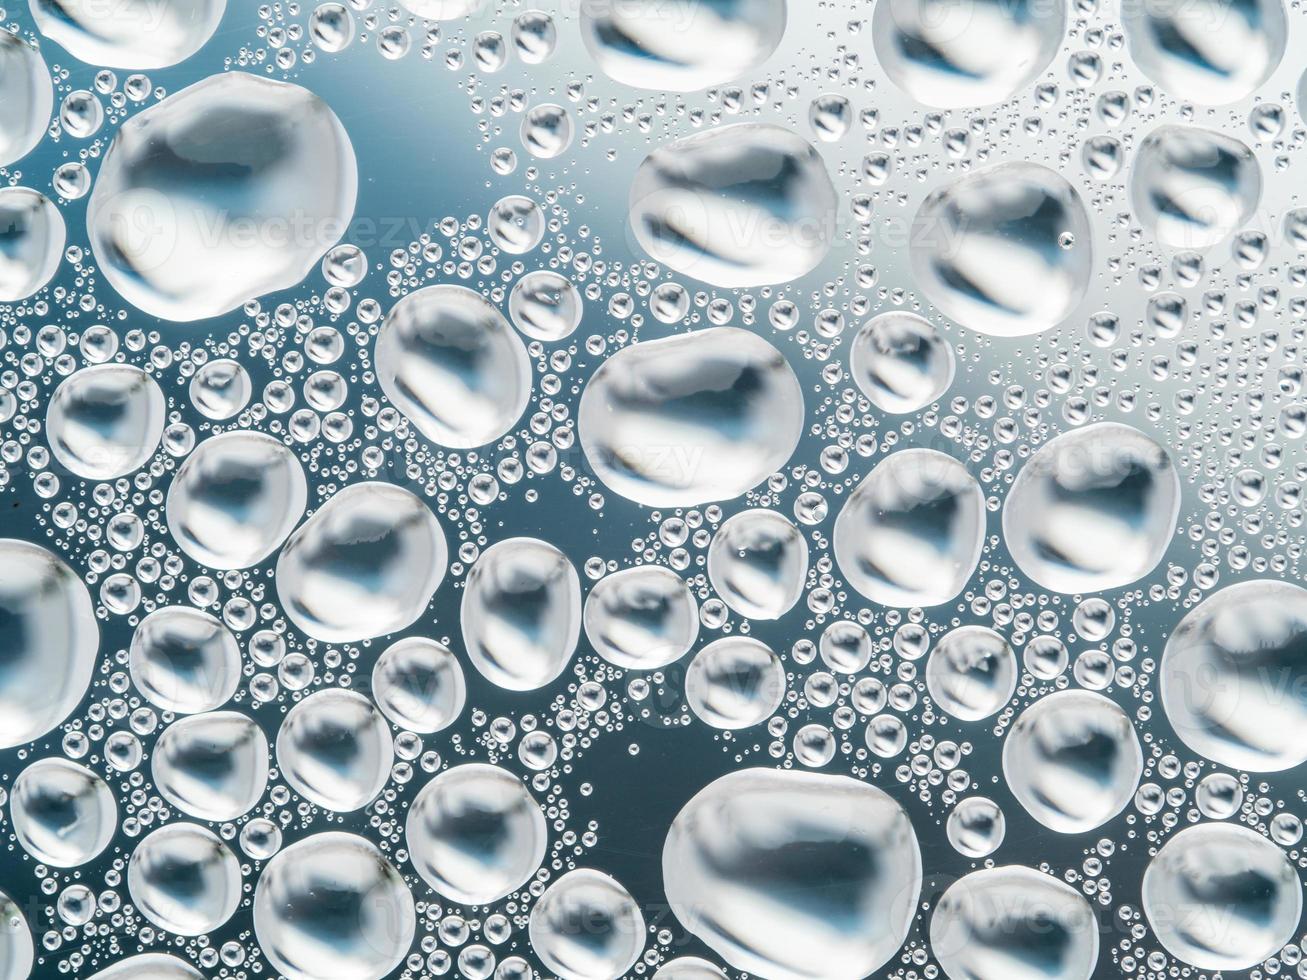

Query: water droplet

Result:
[848,311,955,414]
[926,626,1017,722]
[128,823,242,935]
[685,637,785,730]
[129,606,241,713]
[529,868,645,980]
[0,187,65,302]
[707,509,808,621]
[584,565,699,670]
[152,711,270,822]
[371,637,466,733]
[30,0,226,68]
[0,34,53,168]
[11,758,116,867]
[276,689,392,812]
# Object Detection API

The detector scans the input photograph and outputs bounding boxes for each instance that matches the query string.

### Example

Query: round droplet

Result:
[926,626,1017,722]
[88,72,357,322]
[509,270,583,341]
[1003,423,1180,593]
[253,832,415,980]
[376,284,531,449]
[1003,690,1143,833]
[947,797,1005,858]
[579,328,803,507]
[0,539,100,748]
[529,869,645,980]
[129,823,242,936]
[833,448,984,607]
[188,359,251,420]
[11,758,116,867]
[275,481,448,643]
[664,768,921,980]
[406,763,546,905]
[849,311,955,414]
[129,606,241,714]
[152,711,270,821]
[276,689,392,812]
[30,0,226,68]
[371,637,466,733]
[0,34,54,169]
[47,365,165,481]
[0,187,64,302]
[487,195,544,254]
[911,163,1091,337]
[520,103,572,159]
[685,637,785,730]
[707,509,809,621]
[461,537,581,691]
[1143,823,1300,970]
[584,565,699,670]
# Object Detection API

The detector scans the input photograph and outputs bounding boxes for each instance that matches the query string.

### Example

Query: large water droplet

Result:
[629,124,836,287]
[848,311,955,414]
[663,768,921,980]
[583,565,699,670]
[129,606,241,714]
[0,187,65,302]
[461,537,581,691]
[833,448,984,607]
[1003,690,1143,833]
[579,327,803,507]
[1003,423,1180,593]
[0,890,32,980]
[406,763,547,905]
[275,481,447,643]
[653,960,726,980]
[580,0,786,92]
[0,34,53,169]
[88,72,357,322]
[11,758,116,867]
[375,284,531,449]
[396,0,484,19]
[30,0,226,68]
[276,689,393,812]
[371,637,466,734]
[529,868,645,980]
[87,955,204,980]
[253,832,415,980]
[47,365,165,481]
[707,509,809,620]
[128,823,242,936]
[685,637,786,730]
[0,539,99,748]
[925,626,1017,722]
[911,163,1092,337]
[152,711,270,822]
[1143,823,1300,970]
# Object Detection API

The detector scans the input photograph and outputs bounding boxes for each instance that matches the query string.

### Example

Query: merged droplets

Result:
[11,758,116,867]
[663,769,921,980]
[833,449,985,607]
[578,328,804,507]
[30,0,226,68]
[925,626,1017,722]
[375,284,531,449]
[152,711,270,822]
[1123,0,1286,104]
[0,539,100,748]
[528,869,645,980]
[275,481,447,643]
[371,637,467,734]
[911,163,1092,337]
[88,72,357,322]
[406,763,547,905]
[583,565,699,670]
[129,606,241,714]
[47,365,165,481]
[252,832,415,980]
[872,0,1066,108]
[461,537,581,691]
[685,637,786,730]
[0,34,53,168]
[1143,824,1300,970]
[629,124,836,288]
[1159,580,1307,771]
[930,866,1099,980]
[1003,690,1143,833]
[1003,423,1180,594]
[1131,126,1261,249]
[0,187,65,302]
[707,509,809,620]
[580,0,786,91]
[276,689,393,812]
[166,431,308,569]
[128,823,242,936]
[849,311,955,414]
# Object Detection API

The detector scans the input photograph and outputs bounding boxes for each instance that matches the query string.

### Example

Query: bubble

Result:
[1130,126,1261,250]
[0,187,65,302]
[128,823,242,936]
[930,866,1099,980]
[583,565,699,670]
[833,448,985,608]
[86,955,204,980]
[461,537,581,691]
[87,72,357,322]
[508,270,583,341]
[0,539,99,748]
[276,689,393,812]
[663,769,921,980]
[1002,423,1180,593]
[848,311,955,414]
[0,34,53,169]
[1143,823,1300,970]
[707,509,809,620]
[275,481,448,643]
[166,431,307,569]
[873,0,1065,108]
[129,606,241,714]
[1194,771,1242,819]
[580,0,786,91]
[1123,0,1285,104]
[946,797,1005,858]
[926,626,1017,722]
[629,124,836,287]
[253,832,415,980]
[528,869,645,980]
[579,328,803,507]
[371,637,466,733]
[685,637,785,730]
[1159,580,1307,771]
[152,711,270,822]
[406,763,547,905]
[30,0,226,68]
[911,163,1092,337]
[1003,690,1142,833]
[488,195,545,254]
[375,284,531,449]
[11,759,116,867]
